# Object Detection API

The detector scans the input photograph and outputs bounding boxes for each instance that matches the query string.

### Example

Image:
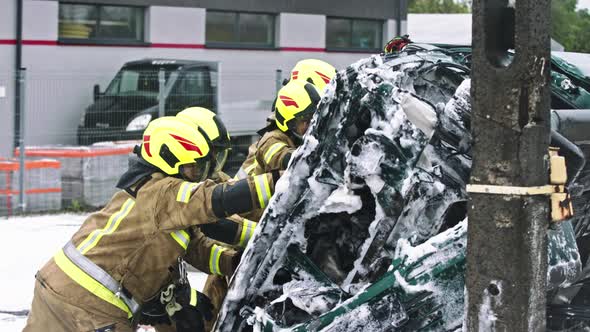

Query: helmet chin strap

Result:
[289,130,304,145]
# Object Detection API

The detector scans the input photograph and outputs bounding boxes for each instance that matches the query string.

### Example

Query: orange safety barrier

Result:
[0,159,62,216]
[0,159,61,171]
[14,146,134,158]
[0,188,62,195]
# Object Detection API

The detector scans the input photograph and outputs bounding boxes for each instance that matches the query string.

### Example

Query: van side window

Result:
[120,71,140,92]
[182,70,206,94]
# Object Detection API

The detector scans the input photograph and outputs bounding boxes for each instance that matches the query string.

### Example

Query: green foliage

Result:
[408,0,471,14]
[66,199,85,212]
[552,0,590,53]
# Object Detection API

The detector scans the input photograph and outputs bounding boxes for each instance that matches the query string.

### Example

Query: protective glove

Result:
[173,307,205,332]
[383,35,412,54]
[169,284,214,332]
[136,294,171,326]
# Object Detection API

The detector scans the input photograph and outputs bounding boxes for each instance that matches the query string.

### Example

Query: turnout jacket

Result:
[35,171,278,321]
[235,129,296,180]
[234,129,296,221]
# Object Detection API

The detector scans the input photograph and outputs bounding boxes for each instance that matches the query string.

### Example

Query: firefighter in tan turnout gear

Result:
[177,107,262,332]
[235,59,336,222]
[177,107,257,249]
[196,60,337,331]
[23,116,280,332]
[236,59,336,180]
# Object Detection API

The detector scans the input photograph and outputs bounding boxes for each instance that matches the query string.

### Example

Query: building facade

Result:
[0,0,407,156]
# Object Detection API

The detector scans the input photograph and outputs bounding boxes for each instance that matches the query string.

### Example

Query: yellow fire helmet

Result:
[177,107,232,173]
[140,116,212,181]
[289,59,336,92]
[275,80,322,133]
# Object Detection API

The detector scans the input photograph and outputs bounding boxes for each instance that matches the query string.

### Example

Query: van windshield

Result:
[104,68,174,98]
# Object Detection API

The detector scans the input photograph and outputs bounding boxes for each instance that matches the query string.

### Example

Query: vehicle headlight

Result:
[126,114,152,131]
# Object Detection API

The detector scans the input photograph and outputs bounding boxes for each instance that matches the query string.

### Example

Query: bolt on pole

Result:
[466,0,551,330]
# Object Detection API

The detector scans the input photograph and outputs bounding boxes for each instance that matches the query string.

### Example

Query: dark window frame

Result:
[205,9,277,49]
[325,16,383,52]
[58,2,147,45]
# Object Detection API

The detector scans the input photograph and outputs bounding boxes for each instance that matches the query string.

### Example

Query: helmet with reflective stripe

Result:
[141,116,212,180]
[275,80,321,133]
[177,107,231,172]
[289,59,336,92]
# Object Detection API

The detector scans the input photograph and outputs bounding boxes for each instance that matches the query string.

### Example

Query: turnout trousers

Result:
[24,280,133,332]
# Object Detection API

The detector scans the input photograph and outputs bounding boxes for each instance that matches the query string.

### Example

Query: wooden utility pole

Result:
[466,0,551,330]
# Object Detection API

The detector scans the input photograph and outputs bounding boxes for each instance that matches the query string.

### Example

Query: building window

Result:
[326,17,382,51]
[206,10,275,48]
[59,3,144,44]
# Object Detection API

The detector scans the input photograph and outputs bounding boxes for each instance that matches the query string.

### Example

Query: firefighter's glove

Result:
[168,284,214,332]
[383,35,412,54]
[177,284,213,321]
[173,308,205,332]
[136,295,171,326]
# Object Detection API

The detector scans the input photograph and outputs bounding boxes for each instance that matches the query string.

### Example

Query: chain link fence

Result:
[0,67,281,216]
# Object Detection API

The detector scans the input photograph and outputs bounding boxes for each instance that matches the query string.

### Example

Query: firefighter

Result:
[196,73,334,332]
[23,116,280,332]
[288,58,337,91]
[235,59,336,180]
[175,107,259,332]
[187,61,335,331]
[177,107,232,182]
[177,107,258,248]
[234,80,321,180]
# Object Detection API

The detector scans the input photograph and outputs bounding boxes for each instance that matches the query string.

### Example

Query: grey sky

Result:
[577,0,590,10]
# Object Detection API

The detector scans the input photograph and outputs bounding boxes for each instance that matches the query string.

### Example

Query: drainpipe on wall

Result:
[396,0,402,36]
[14,0,23,153]
[15,0,27,213]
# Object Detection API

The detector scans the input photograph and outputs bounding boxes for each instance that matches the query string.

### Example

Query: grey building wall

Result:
[20,45,377,144]
[0,1,15,157]
[1,0,407,155]
[39,0,408,20]
[279,13,326,49]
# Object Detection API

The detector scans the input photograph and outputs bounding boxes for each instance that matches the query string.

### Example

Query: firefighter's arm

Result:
[256,139,294,171]
[154,173,279,231]
[200,215,257,247]
[184,228,239,276]
[210,171,281,218]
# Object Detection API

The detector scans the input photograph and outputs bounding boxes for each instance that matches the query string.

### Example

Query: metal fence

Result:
[0,67,283,216]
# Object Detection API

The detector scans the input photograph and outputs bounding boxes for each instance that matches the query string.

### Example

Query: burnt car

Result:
[215,44,590,331]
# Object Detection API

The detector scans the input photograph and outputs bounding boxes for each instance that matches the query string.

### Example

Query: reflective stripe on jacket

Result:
[254,129,296,174]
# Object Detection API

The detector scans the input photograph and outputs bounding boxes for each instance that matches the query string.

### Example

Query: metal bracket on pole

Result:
[158,69,165,118]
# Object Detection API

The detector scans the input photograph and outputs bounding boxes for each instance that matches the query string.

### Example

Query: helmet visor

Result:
[179,160,211,183]
[214,148,229,173]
